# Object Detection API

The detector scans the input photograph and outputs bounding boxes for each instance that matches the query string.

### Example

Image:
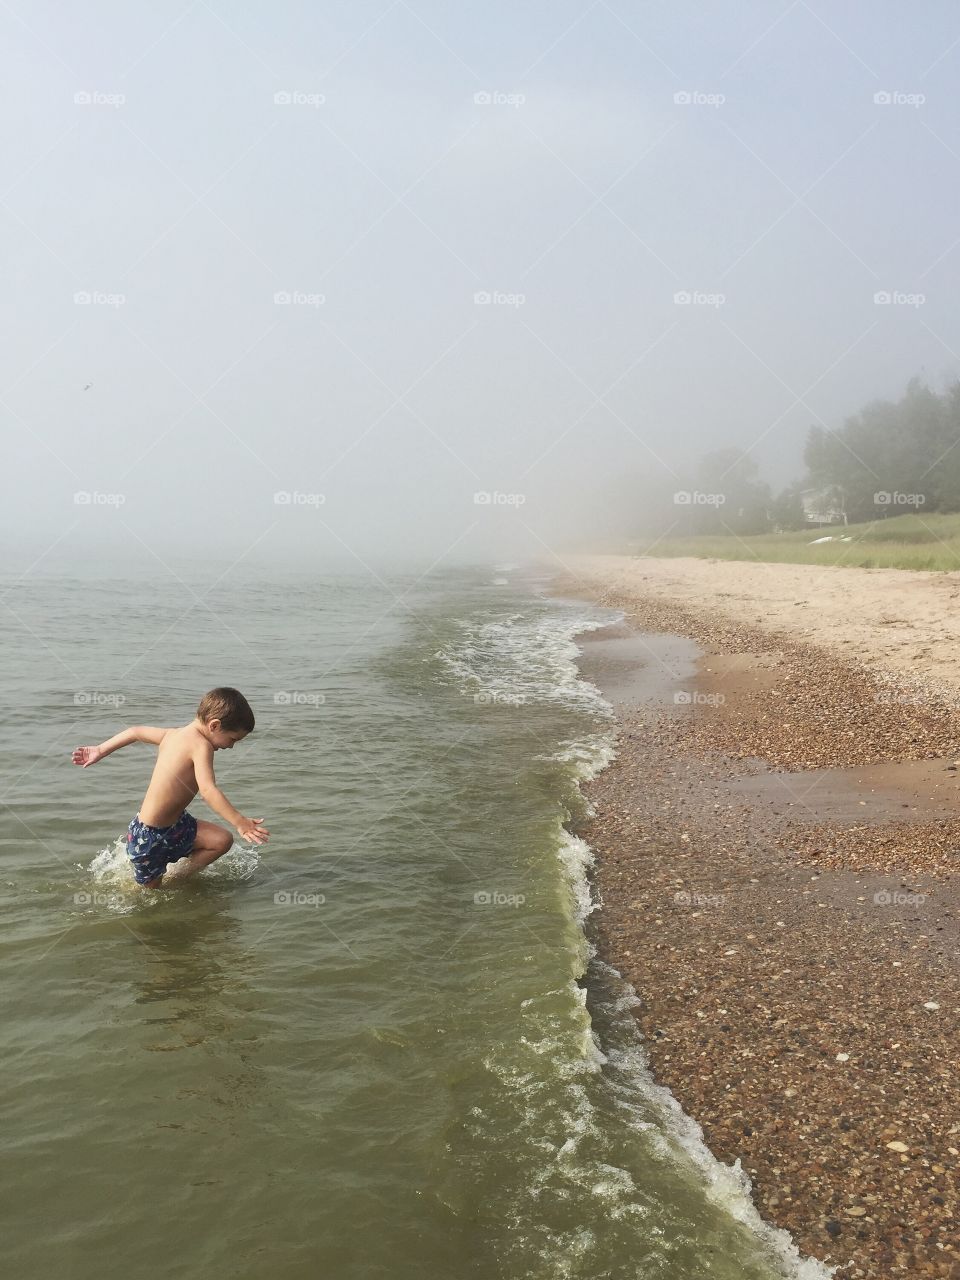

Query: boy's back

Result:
[139,723,212,828]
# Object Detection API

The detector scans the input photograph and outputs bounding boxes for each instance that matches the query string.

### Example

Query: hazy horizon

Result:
[5,1,960,574]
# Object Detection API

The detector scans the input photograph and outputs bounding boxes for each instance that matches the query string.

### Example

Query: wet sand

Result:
[551,568,960,1280]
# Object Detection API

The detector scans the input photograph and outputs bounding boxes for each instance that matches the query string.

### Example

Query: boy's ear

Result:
[208,718,222,732]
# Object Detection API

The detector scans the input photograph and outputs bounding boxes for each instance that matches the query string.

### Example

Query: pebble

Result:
[559,574,960,1280]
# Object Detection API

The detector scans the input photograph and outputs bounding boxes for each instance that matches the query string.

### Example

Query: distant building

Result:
[800,486,845,526]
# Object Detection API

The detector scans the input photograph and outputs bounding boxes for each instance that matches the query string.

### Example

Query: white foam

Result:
[556,827,596,927]
[594,959,836,1278]
[86,834,261,892]
[436,604,620,716]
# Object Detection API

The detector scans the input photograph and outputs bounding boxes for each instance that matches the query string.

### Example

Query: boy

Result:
[72,687,269,889]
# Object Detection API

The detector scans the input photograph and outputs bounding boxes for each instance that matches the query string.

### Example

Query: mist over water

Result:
[6,4,960,570]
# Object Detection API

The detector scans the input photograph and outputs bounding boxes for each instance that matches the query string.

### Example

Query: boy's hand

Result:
[72,745,103,768]
[236,816,269,845]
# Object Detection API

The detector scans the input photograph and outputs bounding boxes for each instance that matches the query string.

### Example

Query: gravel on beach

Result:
[552,570,960,1280]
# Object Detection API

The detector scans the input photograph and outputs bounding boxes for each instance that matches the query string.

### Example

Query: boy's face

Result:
[205,719,248,750]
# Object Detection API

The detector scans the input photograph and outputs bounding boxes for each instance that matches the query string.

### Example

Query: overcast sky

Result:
[4,0,960,573]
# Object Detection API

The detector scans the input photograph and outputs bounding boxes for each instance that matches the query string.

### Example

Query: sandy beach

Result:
[552,554,960,1280]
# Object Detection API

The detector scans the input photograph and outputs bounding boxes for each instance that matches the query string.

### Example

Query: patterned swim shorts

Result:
[126,810,198,885]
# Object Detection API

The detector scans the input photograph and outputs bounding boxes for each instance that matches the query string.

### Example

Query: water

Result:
[0,561,830,1279]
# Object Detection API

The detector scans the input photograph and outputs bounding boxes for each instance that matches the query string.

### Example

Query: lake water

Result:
[1,560,827,1279]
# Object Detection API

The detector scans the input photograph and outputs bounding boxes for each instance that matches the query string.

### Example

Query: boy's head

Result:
[196,687,255,750]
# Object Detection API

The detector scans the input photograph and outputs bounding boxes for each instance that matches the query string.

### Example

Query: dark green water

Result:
[1,562,827,1279]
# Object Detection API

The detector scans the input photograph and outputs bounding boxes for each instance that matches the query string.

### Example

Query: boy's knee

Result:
[218,829,233,854]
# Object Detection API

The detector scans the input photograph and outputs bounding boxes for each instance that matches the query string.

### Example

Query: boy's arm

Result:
[71,726,168,768]
[193,742,270,845]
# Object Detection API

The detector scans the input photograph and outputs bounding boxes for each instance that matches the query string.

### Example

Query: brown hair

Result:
[197,687,255,733]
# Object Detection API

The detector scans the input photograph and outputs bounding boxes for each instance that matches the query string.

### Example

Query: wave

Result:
[533,602,835,1280]
[435,602,622,717]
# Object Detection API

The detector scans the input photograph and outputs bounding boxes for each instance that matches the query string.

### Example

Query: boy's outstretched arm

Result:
[71,726,168,768]
[193,742,270,846]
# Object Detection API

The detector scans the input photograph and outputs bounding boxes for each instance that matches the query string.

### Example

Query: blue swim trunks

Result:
[126,810,198,885]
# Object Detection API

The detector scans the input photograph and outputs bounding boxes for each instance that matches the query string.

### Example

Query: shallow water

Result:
[1,562,829,1278]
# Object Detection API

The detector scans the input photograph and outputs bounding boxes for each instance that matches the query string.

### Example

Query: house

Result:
[800,486,845,526]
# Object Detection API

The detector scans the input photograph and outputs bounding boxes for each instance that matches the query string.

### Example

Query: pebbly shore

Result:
[553,570,960,1280]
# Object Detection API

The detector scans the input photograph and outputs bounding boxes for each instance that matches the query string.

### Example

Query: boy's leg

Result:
[162,819,234,882]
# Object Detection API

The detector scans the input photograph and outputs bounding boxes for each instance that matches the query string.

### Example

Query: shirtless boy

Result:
[72,686,269,889]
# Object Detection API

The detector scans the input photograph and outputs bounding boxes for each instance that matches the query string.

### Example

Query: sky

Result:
[4,0,960,573]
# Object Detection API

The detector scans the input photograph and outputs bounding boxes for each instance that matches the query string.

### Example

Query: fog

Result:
[3,1,959,574]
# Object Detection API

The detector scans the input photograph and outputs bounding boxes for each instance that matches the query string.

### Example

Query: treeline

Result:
[657,377,960,537]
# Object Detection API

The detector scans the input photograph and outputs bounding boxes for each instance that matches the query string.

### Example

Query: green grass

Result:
[625,513,960,571]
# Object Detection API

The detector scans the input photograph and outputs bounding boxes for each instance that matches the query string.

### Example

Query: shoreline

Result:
[547,558,960,1280]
